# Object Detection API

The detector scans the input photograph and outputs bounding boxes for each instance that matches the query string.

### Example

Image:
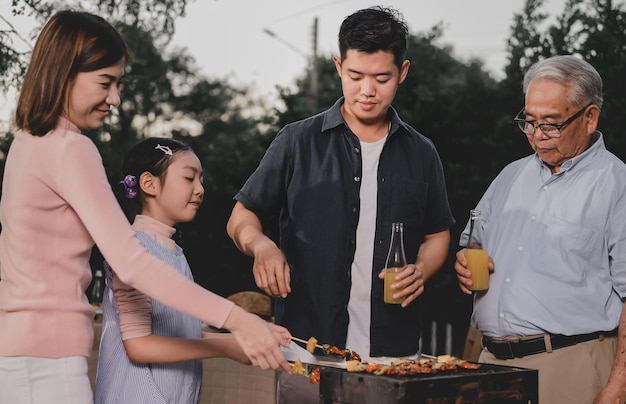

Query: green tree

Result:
[1,0,193,169]
[504,0,626,160]
[1,0,279,298]
[275,56,341,128]
[0,0,190,86]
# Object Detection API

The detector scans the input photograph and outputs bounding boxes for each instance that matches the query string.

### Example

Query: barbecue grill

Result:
[318,363,538,403]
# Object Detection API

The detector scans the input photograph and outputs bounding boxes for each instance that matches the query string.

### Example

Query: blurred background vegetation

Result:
[2,0,626,355]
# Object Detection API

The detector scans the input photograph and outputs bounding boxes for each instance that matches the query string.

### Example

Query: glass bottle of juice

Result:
[466,210,489,291]
[384,222,407,304]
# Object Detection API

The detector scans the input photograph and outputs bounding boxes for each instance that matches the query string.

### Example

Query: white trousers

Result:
[0,356,93,404]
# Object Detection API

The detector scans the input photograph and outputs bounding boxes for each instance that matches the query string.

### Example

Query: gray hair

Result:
[523,55,603,109]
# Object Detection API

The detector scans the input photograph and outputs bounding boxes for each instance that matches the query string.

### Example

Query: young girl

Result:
[0,10,290,404]
[95,137,268,403]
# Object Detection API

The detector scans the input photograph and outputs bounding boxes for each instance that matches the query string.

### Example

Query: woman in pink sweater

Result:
[0,10,291,404]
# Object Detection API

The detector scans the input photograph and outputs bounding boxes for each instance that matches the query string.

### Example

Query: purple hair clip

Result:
[121,175,137,199]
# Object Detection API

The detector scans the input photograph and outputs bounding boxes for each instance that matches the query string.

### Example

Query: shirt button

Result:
[530,215,536,221]
[505,278,511,283]
[354,176,360,182]
[499,313,505,318]
[543,185,548,190]
[518,246,523,251]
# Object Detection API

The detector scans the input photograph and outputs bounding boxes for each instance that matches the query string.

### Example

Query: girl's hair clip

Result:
[155,144,173,156]
[121,175,137,199]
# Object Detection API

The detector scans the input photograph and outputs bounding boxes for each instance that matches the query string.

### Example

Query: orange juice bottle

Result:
[466,210,489,291]
[384,222,407,304]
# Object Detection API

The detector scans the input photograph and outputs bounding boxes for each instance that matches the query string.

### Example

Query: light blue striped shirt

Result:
[461,133,626,337]
[95,230,202,404]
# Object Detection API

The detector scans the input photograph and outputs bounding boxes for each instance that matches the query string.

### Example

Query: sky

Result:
[170,0,566,94]
[0,0,568,122]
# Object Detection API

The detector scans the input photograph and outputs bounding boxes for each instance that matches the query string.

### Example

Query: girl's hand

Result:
[223,306,292,372]
[269,323,292,347]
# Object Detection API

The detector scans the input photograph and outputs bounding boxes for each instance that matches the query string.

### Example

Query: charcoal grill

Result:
[318,363,538,403]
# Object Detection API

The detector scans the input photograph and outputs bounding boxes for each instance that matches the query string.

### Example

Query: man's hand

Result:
[455,248,494,294]
[594,304,626,403]
[594,383,626,404]
[251,239,291,298]
[227,202,292,298]
[378,263,424,308]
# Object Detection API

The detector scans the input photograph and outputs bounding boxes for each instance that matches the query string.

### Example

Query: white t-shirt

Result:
[346,135,387,360]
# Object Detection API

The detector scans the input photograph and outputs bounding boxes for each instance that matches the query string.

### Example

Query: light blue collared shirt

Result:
[460,132,626,337]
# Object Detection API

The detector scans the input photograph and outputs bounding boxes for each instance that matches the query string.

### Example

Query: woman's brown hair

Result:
[15,10,129,136]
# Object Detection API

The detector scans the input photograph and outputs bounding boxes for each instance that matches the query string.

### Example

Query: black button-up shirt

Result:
[235,98,454,356]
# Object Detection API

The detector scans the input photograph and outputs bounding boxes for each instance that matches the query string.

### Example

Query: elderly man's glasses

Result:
[514,103,592,138]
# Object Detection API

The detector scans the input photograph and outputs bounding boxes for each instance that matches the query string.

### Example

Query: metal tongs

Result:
[282,337,347,368]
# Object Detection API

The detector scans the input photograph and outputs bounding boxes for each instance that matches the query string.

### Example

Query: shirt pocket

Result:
[532,216,599,286]
[390,179,428,224]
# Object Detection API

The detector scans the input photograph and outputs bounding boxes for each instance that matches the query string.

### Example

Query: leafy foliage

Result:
[1,0,276,297]
[503,0,626,160]
[1,0,190,92]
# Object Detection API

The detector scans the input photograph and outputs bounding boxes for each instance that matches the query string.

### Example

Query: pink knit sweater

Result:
[0,119,234,358]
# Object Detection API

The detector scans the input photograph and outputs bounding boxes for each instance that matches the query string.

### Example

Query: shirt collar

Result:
[321,97,403,136]
[132,214,177,250]
[534,131,604,173]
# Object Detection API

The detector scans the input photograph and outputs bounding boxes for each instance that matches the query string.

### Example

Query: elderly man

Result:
[455,55,626,403]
